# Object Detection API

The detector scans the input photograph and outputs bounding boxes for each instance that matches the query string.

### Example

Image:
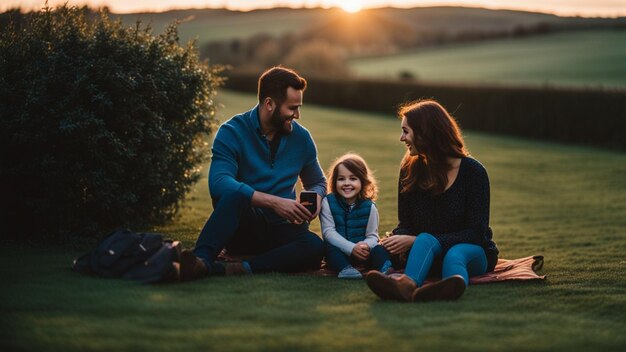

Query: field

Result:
[110,7,626,89]
[2,90,626,351]
[115,8,329,43]
[114,7,607,46]
[349,30,626,88]
[115,7,563,44]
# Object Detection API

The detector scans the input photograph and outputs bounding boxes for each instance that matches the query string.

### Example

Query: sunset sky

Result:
[3,0,626,17]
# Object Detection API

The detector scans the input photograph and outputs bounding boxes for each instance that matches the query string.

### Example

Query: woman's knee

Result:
[444,245,466,265]
[443,244,487,275]
[412,232,442,256]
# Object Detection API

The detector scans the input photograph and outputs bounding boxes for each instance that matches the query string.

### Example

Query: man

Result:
[180,66,326,280]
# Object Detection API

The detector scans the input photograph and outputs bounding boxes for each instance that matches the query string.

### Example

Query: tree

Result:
[0,6,224,241]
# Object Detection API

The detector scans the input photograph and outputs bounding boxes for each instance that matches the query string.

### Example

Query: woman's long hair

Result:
[327,153,378,201]
[399,99,468,195]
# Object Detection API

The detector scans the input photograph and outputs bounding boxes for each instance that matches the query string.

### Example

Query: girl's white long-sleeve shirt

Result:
[319,197,380,256]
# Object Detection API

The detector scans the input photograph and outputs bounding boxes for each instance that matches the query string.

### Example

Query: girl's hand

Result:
[381,235,415,255]
[351,242,370,261]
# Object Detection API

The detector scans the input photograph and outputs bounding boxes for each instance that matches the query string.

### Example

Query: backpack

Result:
[72,228,181,284]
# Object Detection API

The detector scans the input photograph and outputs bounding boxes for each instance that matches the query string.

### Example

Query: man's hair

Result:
[258,66,307,106]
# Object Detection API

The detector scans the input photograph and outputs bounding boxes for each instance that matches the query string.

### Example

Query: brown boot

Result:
[365,271,417,302]
[161,262,180,283]
[223,262,250,276]
[411,275,466,302]
[179,250,209,282]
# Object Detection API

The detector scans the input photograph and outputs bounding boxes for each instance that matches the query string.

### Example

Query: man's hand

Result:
[351,242,370,261]
[273,197,312,224]
[381,235,415,255]
[251,191,315,224]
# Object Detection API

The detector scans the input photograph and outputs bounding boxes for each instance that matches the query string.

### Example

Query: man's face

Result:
[270,87,303,135]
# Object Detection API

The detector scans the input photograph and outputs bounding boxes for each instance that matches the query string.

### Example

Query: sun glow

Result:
[340,0,363,13]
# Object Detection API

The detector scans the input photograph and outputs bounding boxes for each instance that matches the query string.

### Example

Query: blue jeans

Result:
[193,189,324,274]
[325,243,391,273]
[404,233,487,286]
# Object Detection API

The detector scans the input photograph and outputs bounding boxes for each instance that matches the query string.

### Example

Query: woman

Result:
[366,99,499,302]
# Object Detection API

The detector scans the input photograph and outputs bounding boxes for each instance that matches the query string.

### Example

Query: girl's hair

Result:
[327,153,378,201]
[398,99,468,195]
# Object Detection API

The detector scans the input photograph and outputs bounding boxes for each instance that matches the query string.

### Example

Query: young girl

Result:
[320,153,393,279]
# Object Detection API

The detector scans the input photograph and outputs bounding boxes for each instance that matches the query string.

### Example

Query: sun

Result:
[340,0,363,14]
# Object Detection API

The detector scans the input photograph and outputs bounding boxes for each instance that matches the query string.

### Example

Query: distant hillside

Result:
[4,5,622,81]
[112,6,625,47]
[114,7,330,44]
[349,30,626,88]
[380,7,605,33]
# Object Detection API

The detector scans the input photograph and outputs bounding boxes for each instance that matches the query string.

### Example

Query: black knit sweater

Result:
[393,157,499,271]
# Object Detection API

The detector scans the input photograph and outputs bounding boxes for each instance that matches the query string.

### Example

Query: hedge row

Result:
[225,73,626,151]
[1,6,222,241]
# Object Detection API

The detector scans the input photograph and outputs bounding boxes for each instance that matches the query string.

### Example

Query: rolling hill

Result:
[112,6,625,47]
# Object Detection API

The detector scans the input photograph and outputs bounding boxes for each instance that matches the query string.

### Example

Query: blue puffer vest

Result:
[326,193,373,243]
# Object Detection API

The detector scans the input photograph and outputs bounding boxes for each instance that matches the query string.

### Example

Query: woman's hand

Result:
[381,235,415,255]
[351,242,370,261]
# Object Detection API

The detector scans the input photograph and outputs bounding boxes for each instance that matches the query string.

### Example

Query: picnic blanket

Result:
[470,255,546,284]
[217,251,547,283]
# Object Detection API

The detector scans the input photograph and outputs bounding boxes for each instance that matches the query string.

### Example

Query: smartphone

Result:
[299,191,318,214]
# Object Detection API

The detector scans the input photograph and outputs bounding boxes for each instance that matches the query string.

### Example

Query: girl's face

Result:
[400,116,419,156]
[336,163,362,204]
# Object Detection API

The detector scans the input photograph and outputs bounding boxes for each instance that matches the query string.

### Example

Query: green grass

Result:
[2,90,626,351]
[349,30,626,88]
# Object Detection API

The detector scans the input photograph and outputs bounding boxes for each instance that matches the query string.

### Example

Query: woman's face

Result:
[400,116,419,156]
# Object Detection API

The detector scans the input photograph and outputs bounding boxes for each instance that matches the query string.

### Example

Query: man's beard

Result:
[270,107,293,136]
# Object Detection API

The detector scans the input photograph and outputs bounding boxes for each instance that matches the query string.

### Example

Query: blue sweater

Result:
[208,105,326,222]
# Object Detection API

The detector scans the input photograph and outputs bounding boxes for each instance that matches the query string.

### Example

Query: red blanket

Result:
[217,251,546,283]
[470,255,546,284]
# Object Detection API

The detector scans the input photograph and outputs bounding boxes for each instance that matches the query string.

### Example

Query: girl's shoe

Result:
[365,271,416,302]
[338,265,363,279]
[411,275,466,302]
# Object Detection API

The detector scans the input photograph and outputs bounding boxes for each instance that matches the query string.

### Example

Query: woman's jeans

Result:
[325,243,391,273]
[404,233,487,286]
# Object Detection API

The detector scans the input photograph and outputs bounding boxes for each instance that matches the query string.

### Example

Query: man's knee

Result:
[302,232,324,258]
[309,233,324,253]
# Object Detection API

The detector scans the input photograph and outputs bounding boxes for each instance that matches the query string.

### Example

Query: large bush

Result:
[0,6,223,241]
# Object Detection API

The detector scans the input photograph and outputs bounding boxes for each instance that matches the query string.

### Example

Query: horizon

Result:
[3,1,626,18]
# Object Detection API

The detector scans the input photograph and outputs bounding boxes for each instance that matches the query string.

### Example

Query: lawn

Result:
[2,90,625,351]
[349,30,626,89]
